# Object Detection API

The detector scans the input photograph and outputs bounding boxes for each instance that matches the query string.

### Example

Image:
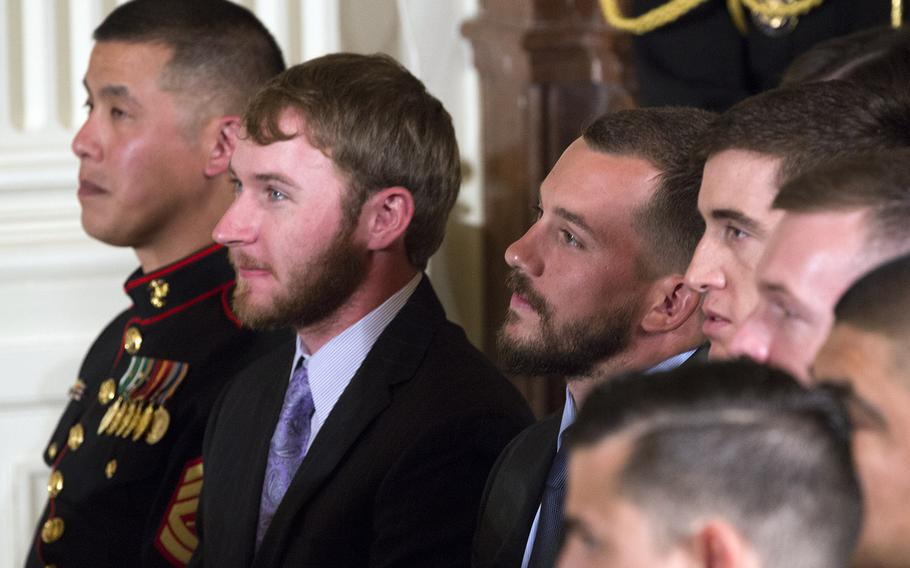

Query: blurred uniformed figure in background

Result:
[781,24,910,86]
[25,1,287,566]
[601,0,907,109]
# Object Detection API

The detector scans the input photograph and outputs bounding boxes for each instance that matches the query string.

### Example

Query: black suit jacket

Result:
[472,345,711,568]
[471,413,561,568]
[190,277,534,567]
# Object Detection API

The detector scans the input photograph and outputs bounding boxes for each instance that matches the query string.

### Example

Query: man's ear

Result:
[689,521,756,568]
[204,116,241,178]
[362,186,415,251]
[640,274,701,333]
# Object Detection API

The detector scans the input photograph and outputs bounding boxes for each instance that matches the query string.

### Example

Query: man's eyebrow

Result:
[85,80,142,107]
[759,282,813,316]
[225,166,298,189]
[554,207,594,235]
[254,172,299,188]
[711,209,763,235]
[759,281,792,298]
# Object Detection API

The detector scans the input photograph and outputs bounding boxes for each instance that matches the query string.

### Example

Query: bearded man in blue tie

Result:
[188,53,533,568]
[473,107,714,568]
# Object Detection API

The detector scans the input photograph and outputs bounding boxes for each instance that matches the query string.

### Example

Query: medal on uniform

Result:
[98,396,122,435]
[108,397,129,435]
[146,406,171,445]
[98,357,151,437]
[116,401,138,437]
[145,361,188,445]
[121,401,142,438]
[133,403,156,441]
[97,355,189,443]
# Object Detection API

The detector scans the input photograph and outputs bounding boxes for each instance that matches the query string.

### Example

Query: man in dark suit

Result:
[189,53,534,567]
[472,108,713,568]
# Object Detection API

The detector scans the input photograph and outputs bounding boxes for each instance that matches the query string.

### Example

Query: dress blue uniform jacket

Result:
[27,244,289,568]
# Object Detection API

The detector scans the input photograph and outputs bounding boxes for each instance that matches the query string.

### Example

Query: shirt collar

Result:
[646,348,697,374]
[291,273,422,429]
[555,348,699,450]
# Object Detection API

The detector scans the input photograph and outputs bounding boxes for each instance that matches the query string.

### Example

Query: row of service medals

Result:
[97,356,189,444]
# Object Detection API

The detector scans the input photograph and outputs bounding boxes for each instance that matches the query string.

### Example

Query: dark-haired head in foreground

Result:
[559,360,861,568]
[683,80,910,361]
[815,253,910,568]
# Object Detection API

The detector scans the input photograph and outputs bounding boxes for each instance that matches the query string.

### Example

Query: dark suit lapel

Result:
[215,338,295,565]
[494,414,562,567]
[253,277,444,566]
[231,336,297,558]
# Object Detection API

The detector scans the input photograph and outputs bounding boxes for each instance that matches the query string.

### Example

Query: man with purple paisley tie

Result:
[189,53,534,568]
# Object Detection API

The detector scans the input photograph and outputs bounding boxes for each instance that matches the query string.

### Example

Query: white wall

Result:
[0,1,483,565]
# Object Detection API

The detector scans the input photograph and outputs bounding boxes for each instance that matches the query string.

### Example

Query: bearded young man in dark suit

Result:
[188,53,533,568]
[472,108,713,568]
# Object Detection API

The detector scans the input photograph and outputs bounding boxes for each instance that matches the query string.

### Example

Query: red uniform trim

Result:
[111,282,234,370]
[220,284,243,328]
[125,244,223,291]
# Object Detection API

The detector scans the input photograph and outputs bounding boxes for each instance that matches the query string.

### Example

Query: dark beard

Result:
[496,270,637,378]
[231,221,367,331]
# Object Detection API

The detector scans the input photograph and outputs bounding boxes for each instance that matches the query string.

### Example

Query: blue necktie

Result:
[528,447,568,568]
[256,358,314,546]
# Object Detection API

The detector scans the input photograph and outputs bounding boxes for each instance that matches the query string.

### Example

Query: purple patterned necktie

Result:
[256,358,314,547]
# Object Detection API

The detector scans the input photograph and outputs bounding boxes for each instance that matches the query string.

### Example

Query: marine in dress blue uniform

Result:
[27,244,288,567]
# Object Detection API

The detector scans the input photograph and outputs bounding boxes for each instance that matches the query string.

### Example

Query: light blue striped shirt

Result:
[290,273,422,453]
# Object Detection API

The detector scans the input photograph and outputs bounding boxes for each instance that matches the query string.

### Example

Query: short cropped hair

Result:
[583,107,716,276]
[697,81,910,187]
[566,360,862,568]
[835,253,910,377]
[94,0,285,121]
[782,26,910,89]
[774,150,910,253]
[243,53,460,269]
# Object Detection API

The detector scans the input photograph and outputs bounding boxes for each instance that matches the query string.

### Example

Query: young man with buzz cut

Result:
[27,2,287,566]
[559,360,862,568]
[189,53,534,567]
[815,252,910,568]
